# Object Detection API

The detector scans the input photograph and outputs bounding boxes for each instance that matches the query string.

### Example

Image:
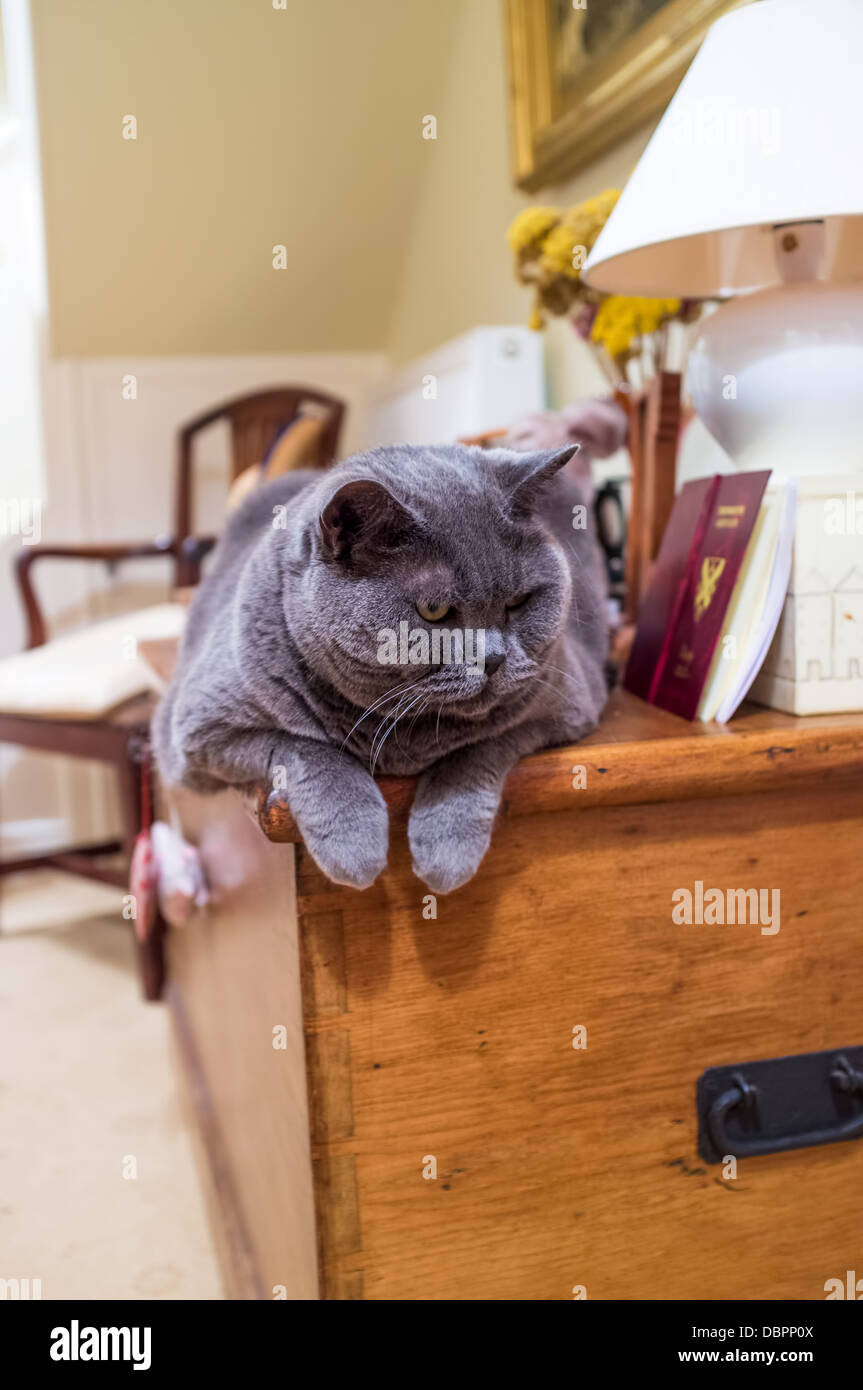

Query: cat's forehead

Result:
[329,444,557,577]
[404,525,541,604]
[407,560,455,598]
[357,443,523,502]
[367,445,478,496]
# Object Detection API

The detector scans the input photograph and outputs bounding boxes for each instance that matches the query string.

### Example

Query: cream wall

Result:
[31,0,655,382]
[23,0,677,485]
[385,0,658,406]
[30,0,459,355]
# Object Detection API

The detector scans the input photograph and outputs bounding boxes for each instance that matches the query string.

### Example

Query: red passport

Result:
[624,471,771,719]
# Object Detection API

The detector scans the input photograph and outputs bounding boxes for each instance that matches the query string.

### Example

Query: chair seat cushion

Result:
[0,603,186,720]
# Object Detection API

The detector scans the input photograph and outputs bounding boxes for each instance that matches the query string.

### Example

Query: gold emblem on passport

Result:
[694,556,726,621]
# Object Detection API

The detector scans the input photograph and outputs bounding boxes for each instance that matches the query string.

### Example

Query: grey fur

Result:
[152,444,608,892]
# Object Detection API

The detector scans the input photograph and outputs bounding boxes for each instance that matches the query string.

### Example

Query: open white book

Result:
[697,478,798,723]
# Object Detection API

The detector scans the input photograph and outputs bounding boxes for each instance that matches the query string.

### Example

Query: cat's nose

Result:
[484,652,505,676]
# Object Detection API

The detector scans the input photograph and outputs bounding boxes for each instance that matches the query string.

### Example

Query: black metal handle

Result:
[593,479,626,605]
[698,1048,863,1163]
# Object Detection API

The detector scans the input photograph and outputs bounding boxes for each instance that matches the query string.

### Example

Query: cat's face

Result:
[289,445,576,719]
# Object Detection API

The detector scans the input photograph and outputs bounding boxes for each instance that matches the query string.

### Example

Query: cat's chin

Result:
[426,670,534,719]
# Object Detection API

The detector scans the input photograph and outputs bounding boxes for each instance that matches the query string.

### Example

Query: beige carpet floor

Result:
[0,870,223,1300]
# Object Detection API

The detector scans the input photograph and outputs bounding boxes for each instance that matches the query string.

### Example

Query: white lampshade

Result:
[583,0,863,297]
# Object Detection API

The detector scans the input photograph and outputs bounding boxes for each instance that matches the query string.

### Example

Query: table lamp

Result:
[583,0,863,477]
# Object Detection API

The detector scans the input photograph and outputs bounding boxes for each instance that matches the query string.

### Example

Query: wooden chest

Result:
[164,691,863,1300]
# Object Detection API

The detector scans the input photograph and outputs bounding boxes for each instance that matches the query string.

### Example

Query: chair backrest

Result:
[174,386,346,543]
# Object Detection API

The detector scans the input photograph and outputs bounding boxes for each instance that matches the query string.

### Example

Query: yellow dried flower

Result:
[506,206,561,257]
[507,188,683,352]
[509,191,623,327]
[537,222,585,280]
[590,296,680,359]
[540,190,621,278]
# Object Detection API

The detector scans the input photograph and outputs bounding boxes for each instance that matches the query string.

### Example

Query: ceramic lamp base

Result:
[688,282,863,477]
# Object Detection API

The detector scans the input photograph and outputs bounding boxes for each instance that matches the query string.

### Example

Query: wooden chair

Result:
[0,387,346,999]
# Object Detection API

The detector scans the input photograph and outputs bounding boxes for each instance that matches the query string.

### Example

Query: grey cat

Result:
[152,444,608,893]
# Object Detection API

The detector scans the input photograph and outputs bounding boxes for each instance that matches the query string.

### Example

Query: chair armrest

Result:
[176,533,217,576]
[15,538,177,649]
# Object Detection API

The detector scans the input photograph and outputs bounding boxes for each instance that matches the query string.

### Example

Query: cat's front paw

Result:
[297,781,389,890]
[408,787,497,894]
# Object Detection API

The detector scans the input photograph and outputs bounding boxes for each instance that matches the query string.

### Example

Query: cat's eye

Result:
[506,593,531,611]
[416,600,451,622]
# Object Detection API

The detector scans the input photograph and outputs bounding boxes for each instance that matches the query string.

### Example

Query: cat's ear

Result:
[507,445,580,518]
[319,479,417,563]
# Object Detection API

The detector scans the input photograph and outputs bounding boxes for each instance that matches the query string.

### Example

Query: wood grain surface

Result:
[297,781,863,1300]
[165,787,318,1300]
[257,689,863,843]
[159,669,863,1300]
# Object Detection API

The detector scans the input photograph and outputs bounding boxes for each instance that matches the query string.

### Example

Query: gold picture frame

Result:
[505,0,752,191]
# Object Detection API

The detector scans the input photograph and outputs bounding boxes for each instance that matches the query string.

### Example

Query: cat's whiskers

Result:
[542,661,589,695]
[339,678,425,753]
[404,693,434,743]
[529,665,616,734]
[527,674,568,705]
[368,686,417,768]
[370,690,428,775]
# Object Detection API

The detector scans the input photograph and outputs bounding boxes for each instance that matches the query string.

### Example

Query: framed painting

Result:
[505,0,753,190]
